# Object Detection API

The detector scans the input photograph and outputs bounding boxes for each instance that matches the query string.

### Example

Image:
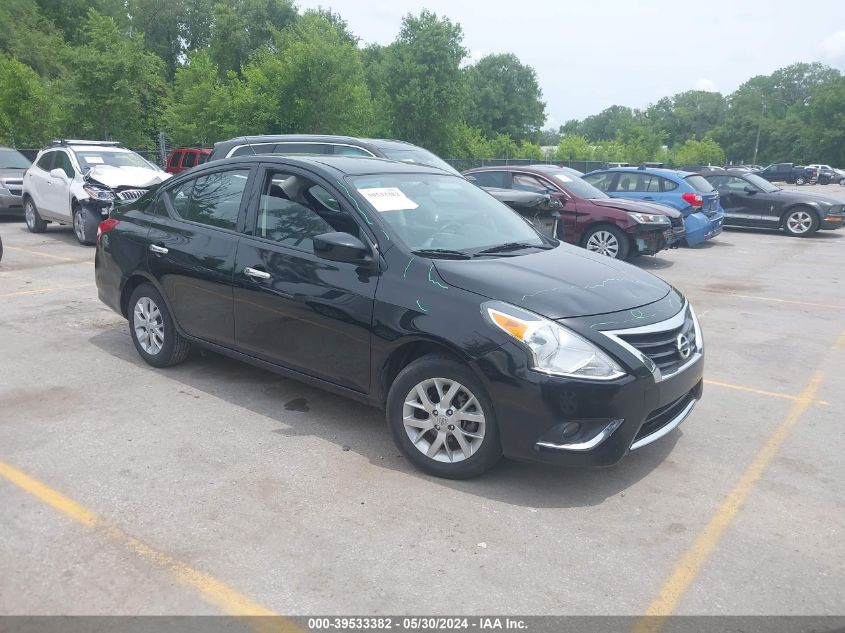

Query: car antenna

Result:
[243,136,257,156]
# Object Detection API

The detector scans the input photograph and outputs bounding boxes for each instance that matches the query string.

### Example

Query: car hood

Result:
[588,197,682,218]
[773,189,842,206]
[433,244,670,319]
[86,165,171,188]
[0,168,27,180]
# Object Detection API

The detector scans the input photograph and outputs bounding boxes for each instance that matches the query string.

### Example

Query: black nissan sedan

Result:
[702,169,845,236]
[95,156,704,479]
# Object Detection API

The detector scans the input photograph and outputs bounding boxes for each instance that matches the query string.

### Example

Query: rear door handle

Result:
[149,244,168,254]
[244,266,271,280]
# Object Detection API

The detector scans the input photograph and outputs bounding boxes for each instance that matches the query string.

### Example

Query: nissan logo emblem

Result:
[676,333,692,360]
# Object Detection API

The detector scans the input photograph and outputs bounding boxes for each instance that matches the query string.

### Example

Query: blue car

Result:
[582,167,724,246]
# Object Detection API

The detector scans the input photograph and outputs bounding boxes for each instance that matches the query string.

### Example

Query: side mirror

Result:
[743,186,758,195]
[50,168,67,180]
[313,232,372,265]
[464,175,478,184]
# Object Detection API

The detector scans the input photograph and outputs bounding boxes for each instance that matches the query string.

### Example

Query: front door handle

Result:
[244,266,271,280]
[149,244,168,254]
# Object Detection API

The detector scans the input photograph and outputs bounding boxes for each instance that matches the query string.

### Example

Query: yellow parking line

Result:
[632,369,825,633]
[0,461,302,632]
[704,379,828,405]
[0,283,95,298]
[727,293,845,310]
[4,245,94,265]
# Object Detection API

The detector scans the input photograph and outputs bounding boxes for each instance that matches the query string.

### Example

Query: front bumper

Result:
[0,190,23,214]
[626,224,672,255]
[821,214,845,230]
[472,303,704,467]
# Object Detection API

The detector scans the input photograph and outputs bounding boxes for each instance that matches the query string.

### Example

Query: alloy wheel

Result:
[786,210,813,234]
[25,201,35,229]
[133,296,165,355]
[73,211,85,241]
[402,378,486,463]
[586,230,620,257]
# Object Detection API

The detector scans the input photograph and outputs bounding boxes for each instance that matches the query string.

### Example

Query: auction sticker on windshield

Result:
[553,174,572,182]
[358,187,419,212]
[85,156,105,164]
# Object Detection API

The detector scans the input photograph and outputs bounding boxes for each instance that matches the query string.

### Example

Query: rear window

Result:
[684,175,715,193]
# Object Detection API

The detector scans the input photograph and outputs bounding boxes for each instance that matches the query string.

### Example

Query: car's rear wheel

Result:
[24,199,47,233]
[128,284,191,368]
[72,206,98,245]
[583,225,630,260]
[796,176,806,185]
[386,354,501,479]
[782,207,819,237]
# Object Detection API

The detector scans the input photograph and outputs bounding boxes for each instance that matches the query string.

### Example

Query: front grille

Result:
[116,189,147,201]
[616,310,697,376]
[636,391,695,441]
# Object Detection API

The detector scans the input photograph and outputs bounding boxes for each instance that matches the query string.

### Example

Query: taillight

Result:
[681,192,703,208]
[97,218,119,243]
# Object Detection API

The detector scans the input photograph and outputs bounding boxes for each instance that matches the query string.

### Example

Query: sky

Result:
[297,0,845,129]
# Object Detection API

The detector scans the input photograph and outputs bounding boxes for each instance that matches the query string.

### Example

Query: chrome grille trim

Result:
[116,189,147,201]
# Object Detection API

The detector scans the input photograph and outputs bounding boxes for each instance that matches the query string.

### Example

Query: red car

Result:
[464,165,685,260]
[165,148,211,174]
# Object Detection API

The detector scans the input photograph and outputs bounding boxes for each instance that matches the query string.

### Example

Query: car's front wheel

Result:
[24,198,47,233]
[386,354,501,479]
[782,207,819,237]
[583,225,630,259]
[72,206,98,245]
[796,176,806,185]
[128,284,191,368]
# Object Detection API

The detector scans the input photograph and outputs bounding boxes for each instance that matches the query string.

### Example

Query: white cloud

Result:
[693,78,718,92]
[819,30,845,63]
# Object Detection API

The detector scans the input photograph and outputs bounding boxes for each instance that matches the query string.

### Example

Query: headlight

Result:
[484,303,625,380]
[83,185,115,201]
[627,212,670,225]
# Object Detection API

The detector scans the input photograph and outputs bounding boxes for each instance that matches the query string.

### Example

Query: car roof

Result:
[192,154,453,177]
[213,134,419,150]
[590,167,696,178]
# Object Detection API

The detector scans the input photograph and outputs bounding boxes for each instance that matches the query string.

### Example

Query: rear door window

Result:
[470,171,509,188]
[168,152,181,169]
[185,170,250,230]
[36,151,55,171]
[182,152,197,168]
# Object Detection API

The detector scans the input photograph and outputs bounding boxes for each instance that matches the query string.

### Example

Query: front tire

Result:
[796,176,806,186]
[72,205,98,245]
[782,207,819,237]
[582,225,630,260]
[24,198,47,233]
[386,354,502,479]
[128,284,191,368]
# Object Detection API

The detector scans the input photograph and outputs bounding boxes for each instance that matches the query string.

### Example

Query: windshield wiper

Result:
[474,241,554,255]
[412,248,473,260]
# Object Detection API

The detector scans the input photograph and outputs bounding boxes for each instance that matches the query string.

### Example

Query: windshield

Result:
[684,175,715,193]
[75,150,155,171]
[0,148,31,169]
[744,173,780,192]
[375,147,461,176]
[550,172,609,199]
[349,173,545,253]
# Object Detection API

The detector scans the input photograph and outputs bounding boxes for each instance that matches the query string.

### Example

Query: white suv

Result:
[22,140,171,245]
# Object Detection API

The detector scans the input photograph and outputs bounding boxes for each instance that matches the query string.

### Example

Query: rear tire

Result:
[582,224,630,260]
[386,354,502,479]
[24,198,47,233]
[128,284,191,368]
[72,205,98,246]
[782,207,819,237]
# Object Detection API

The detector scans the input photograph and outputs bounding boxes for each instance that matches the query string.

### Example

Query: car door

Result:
[612,171,654,202]
[232,164,378,393]
[27,151,55,216]
[511,172,572,239]
[146,166,256,347]
[717,176,764,225]
[44,150,76,221]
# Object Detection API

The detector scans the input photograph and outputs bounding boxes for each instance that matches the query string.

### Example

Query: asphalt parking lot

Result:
[1,185,844,619]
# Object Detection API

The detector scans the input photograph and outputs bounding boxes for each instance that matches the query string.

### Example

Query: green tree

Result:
[645,91,726,146]
[161,50,240,146]
[671,138,725,166]
[464,53,545,140]
[802,76,845,167]
[0,54,55,146]
[209,0,298,78]
[377,10,467,155]
[0,0,69,77]
[578,105,638,141]
[56,11,167,147]
[236,12,373,135]
[555,135,593,161]
[514,140,544,160]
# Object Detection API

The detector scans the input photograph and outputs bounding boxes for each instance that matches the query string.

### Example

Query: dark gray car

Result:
[0,147,31,217]
[702,169,845,236]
